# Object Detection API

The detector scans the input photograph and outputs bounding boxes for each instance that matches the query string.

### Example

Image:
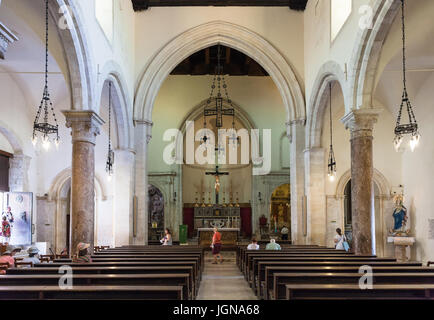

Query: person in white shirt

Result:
[247,239,260,250]
[22,247,40,265]
[334,228,346,250]
[280,226,289,240]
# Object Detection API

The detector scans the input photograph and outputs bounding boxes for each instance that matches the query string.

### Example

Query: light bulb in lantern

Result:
[107,173,112,182]
[31,135,38,146]
[54,137,60,150]
[393,135,403,152]
[328,172,336,182]
[42,136,50,150]
[409,132,420,152]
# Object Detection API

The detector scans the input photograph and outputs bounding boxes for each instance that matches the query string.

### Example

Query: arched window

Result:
[95,0,114,43]
[331,0,352,42]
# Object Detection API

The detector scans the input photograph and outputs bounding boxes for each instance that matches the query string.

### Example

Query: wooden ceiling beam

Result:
[132,0,308,11]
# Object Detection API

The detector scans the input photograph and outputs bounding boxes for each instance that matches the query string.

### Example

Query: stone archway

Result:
[133,21,306,244]
[304,61,348,246]
[326,168,394,256]
[49,0,96,110]
[347,0,401,110]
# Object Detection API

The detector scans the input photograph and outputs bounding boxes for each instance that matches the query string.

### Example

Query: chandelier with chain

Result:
[32,0,59,151]
[327,83,337,182]
[201,45,238,152]
[393,0,420,152]
[106,82,114,181]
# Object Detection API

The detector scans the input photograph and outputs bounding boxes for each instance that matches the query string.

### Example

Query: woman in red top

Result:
[211,227,223,264]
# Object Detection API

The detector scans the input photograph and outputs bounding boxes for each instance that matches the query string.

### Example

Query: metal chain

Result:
[108,82,112,152]
[329,82,333,147]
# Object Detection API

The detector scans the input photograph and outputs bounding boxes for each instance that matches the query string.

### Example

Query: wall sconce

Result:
[173,191,177,203]
[258,192,262,202]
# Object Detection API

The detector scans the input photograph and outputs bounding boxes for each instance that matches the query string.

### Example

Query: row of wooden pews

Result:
[237,245,434,300]
[0,245,204,300]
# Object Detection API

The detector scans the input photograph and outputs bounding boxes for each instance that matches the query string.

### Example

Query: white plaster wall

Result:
[134,7,305,90]
[149,75,288,175]
[304,0,372,110]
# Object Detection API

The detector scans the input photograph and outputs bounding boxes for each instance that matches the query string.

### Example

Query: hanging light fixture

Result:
[394,0,420,152]
[32,0,59,151]
[327,83,337,182]
[201,45,235,147]
[106,82,114,181]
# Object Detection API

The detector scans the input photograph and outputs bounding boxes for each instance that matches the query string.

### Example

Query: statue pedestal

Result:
[387,236,415,262]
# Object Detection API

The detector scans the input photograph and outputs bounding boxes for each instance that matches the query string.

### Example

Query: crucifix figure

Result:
[206,147,229,204]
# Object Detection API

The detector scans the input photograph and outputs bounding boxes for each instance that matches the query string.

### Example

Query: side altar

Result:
[194,205,240,246]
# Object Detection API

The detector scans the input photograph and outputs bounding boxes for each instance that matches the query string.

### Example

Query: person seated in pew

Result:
[0,246,21,274]
[247,239,260,250]
[280,226,289,240]
[160,228,173,245]
[73,242,92,263]
[334,228,347,251]
[265,238,281,251]
[22,246,40,265]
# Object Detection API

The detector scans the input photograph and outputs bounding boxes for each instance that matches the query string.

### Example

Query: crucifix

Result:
[205,147,229,204]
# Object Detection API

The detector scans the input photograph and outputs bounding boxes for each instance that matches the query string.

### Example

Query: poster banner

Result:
[1,192,33,245]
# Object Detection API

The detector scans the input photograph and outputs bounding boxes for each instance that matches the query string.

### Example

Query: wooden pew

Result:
[285,283,434,300]
[34,259,201,284]
[248,256,397,285]
[253,260,422,296]
[0,285,184,300]
[273,272,434,300]
[0,273,192,300]
[7,266,197,297]
[262,265,434,299]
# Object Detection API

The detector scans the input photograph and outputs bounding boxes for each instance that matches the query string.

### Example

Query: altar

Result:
[197,228,239,246]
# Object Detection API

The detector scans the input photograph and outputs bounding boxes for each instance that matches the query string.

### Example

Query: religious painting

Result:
[1,192,33,245]
[269,184,290,236]
[148,185,164,240]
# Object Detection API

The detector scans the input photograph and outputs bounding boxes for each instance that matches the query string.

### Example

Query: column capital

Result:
[134,119,153,144]
[341,108,382,138]
[285,119,306,142]
[62,110,104,144]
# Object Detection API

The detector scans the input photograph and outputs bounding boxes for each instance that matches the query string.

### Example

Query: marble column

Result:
[342,109,381,255]
[304,147,326,245]
[287,120,306,244]
[134,120,153,244]
[63,111,104,255]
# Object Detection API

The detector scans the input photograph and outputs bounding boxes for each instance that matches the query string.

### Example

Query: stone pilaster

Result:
[287,119,306,244]
[304,147,326,245]
[63,110,104,255]
[8,153,30,192]
[113,148,135,246]
[342,109,381,255]
[134,120,153,244]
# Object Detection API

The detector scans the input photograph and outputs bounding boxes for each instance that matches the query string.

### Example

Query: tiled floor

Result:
[196,251,258,300]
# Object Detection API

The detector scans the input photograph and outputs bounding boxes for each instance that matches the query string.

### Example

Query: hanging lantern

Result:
[327,83,337,182]
[32,0,59,150]
[394,0,420,152]
[202,45,235,144]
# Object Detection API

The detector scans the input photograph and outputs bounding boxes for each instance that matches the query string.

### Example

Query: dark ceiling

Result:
[170,45,269,76]
[132,0,308,11]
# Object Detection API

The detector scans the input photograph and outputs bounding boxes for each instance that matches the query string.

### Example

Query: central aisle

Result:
[196,251,258,300]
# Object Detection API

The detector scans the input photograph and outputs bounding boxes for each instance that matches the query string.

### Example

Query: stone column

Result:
[304,147,326,245]
[342,109,381,255]
[134,120,153,244]
[113,148,135,246]
[287,120,306,244]
[63,111,104,255]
